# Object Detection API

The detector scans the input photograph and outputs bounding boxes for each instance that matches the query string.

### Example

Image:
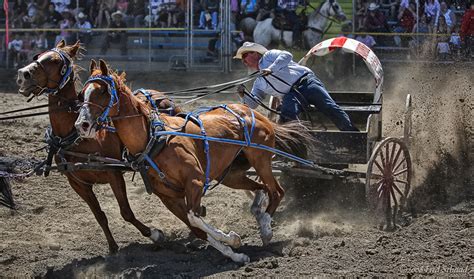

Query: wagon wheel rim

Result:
[366,137,412,229]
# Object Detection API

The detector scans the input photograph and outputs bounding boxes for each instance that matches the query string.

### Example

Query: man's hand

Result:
[261,68,272,76]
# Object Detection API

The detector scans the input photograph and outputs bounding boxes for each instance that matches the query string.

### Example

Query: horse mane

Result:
[107,68,151,116]
[59,44,86,91]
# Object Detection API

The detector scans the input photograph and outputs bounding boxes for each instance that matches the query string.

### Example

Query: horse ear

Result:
[89,59,97,74]
[99,59,109,75]
[68,40,81,58]
[56,39,66,48]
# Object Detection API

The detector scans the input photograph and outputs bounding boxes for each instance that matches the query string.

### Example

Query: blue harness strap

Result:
[84,75,119,125]
[154,105,257,195]
[39,48,74,96]
[133,88,158,110]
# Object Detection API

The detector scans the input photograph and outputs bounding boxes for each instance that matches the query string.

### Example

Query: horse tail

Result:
[271,121,315,159]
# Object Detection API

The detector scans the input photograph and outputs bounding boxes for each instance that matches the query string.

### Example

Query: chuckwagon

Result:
[263,37,413,229]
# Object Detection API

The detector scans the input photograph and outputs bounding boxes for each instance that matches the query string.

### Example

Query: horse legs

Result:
[243,150,284,245]
[107,172,164,243]
[184,176,250,263]
[66,176,118,253]
[221,171,272,245]
[157,194,248,262]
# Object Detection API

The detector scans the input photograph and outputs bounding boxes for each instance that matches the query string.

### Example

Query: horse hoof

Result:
[231,253,250,264]
[149,228,165,243]
[228,231,242,249]
[259,213,273,246]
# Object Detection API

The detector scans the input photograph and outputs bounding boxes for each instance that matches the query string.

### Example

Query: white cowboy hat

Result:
[111,10,125,19]
[368,3,379,11]
[233,42,268,59]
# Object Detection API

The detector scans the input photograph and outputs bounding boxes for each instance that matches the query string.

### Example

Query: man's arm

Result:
[263,49,293,72]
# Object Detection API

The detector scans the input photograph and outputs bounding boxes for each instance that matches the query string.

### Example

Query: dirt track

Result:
[0,64,473,277]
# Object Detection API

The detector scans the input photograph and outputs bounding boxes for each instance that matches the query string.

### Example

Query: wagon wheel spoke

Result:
[393,157,406,173]
[390,147,403,172]
[378,182,387,198]
[375,179,384,194]
[393,168,408,177]
[388,142,397,169]
[394,179,408,185]
[374,160,384,173]
[392,182,405,197]
[370,173,384,180]
[379,147,387,169]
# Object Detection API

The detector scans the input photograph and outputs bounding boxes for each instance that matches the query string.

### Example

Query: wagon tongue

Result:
[0,177,15,209]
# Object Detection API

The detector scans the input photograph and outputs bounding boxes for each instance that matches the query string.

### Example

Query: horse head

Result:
[308,0,346,29]
[75,59,125,139]
[17,40,82,98]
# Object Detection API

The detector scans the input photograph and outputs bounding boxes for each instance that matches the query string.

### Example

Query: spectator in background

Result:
[171,0,187,27]
[241,0,259,19]
[364,3,390,32]
[55,9,74,45]
[8,33,24,67]
[435,15,451,59]
[50,0,71,14]
[95,0,116,28]
[424,0,440,25]
[231,0,240,24]
[276,0,306,48]
[449,26,462,58]
[12,0,27,28]
[356,27,377,48]
[43,3,63,27]
[20,32,35,61]
[435,2,456,31]
[75,12,92,46]
[33,32,49,52]
[256,0,277,21]
[394,1,416,46]
[145,0,170,28]
[100,10,128,56]
[199,0,220,30]
[364,3,390,44]
[409,14,431,58]
[127,0,146,27]
[356,0,368,29]
[116,0,129,13]
[381,0,398,21]
[460,0,474,58]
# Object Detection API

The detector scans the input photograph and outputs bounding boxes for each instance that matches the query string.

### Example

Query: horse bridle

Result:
[81,75,120,126]
[32,48,74,96]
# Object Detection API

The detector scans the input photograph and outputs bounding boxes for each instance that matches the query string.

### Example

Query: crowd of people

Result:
[354,0,474,59]
[1,0,473,67]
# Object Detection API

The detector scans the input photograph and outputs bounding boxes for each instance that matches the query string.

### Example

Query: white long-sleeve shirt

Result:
[243,49,312,109]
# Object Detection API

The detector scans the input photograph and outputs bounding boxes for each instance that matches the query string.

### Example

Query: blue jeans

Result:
[280,73,358,131]
[199,11,218,29]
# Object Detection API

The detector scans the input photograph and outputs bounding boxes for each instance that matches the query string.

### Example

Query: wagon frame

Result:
[264,37,413,229]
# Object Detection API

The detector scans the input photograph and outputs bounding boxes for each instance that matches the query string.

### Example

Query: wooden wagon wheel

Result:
[366,137,412,230]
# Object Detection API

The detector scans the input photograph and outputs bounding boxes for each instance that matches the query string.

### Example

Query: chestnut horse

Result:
[75,59,315,263]
[16,41,180,253]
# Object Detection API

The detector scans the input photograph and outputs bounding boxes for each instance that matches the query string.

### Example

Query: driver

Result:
[234,42,358,131]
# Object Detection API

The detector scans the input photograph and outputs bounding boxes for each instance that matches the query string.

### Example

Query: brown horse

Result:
[15,41,180,253]
[75,59,315,263]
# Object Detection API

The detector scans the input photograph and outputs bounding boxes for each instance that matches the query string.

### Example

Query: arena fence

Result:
[1,0,471,71]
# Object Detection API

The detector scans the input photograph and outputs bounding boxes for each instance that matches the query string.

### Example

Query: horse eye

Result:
[33,53,40,60]
[334,5,339,10]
